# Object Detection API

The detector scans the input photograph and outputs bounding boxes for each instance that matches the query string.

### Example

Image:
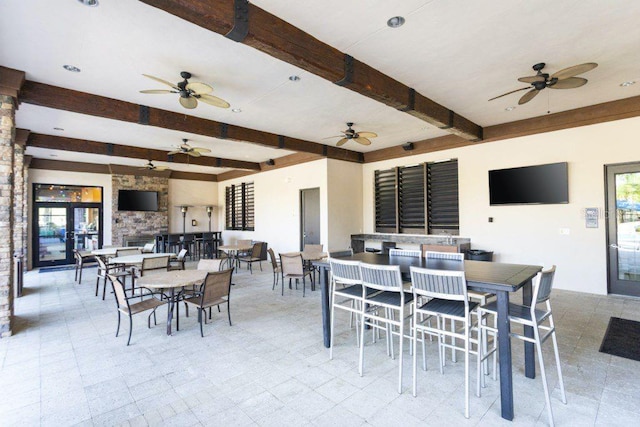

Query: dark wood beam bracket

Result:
[224,0,249,42]
[334,54,354,87]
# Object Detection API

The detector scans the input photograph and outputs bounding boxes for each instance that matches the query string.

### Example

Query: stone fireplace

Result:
[111,172,168,246]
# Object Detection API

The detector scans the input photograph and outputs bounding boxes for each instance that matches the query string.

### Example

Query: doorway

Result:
[606,163,640,297]
[300,188,320,250]
[32,184,103,268]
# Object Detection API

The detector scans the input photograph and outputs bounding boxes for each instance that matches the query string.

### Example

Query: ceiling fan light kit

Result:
[140,71,230,109]
[489,62,598,105]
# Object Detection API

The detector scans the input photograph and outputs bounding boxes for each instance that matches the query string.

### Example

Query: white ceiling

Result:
[2,0,640,175]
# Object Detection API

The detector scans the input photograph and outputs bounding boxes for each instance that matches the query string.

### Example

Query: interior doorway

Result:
[606,163,640,297]
[300,188,320,250]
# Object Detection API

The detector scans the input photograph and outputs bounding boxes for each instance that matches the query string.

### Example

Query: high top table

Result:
[313,252,541,421]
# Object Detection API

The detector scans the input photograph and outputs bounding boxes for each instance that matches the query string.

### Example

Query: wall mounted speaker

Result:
[266,159,275,166]
[402,142,414,151]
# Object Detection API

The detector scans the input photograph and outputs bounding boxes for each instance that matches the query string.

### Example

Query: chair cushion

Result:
[419,298,478,318]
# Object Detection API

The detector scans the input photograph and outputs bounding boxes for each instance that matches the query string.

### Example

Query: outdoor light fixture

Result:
[206,206,213,231]
[402,142,414,151]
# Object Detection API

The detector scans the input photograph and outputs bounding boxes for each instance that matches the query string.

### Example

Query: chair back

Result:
[389,248,421,258]
[238,239,252,247]
[251,242,262,258]
[73,249,82,264]
[304,244,323,253]
[267,248,279,270]
[197,259,223,271]
[329,258,361,285]
[167,234,180,243]
[142,243,155,253]
[534,265,556,304]
[360,262,403,292]
[200,268,233,307]
[409,266,468,302]
[329,249,354,258]
[140,255,170,275]
[183,233,195,243]
[96,255,108,276]
[116,248,141,257]
[176,248,188,260]
[281,253,304,275]
[108,274,128,308]
[424,251,464,261]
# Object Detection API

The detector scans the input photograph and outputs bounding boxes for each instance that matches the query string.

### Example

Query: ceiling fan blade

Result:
[488,87,530,101]
[140,89,176,94]
[187,150,201,157]
[179,96,197,109]
[354,137,372,146]
[517,75,546,84]
[154,166,169,171]
[549,77,588,89]
[167,150,181,156]
[321,135,344,140]
[336,137,349,147]
[142,74,179,90]
[357,131,377,138]
[518,89,540,105]
[193,147,212,154]
[551,62,598,80]
[198,94,230,108]
[186,82,213,95]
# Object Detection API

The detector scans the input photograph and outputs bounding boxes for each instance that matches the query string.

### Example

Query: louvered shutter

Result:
[375,168,398,232]
[427,160,459,234]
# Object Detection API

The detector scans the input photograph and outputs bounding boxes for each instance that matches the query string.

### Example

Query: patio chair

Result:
[73,249,95,283]
[238,242,265,273]
[168,249,188,271]
[267,248,281,290]
[107,273,165,346]
[183,268,234,337]
[280,253,313,297]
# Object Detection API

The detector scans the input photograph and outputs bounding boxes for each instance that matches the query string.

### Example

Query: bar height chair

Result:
[328,257,364,359]
[478,266,567,426]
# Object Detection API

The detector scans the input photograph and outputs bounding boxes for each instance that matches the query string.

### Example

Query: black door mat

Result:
[599,317,640,362]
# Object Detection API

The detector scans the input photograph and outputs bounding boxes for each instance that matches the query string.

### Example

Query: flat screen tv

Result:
[117,190,159,212]
[489,162,569,205]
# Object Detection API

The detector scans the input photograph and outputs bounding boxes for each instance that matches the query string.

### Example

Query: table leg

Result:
[522,279,536,379]
[496,290,514,420]
[319,266,331,348]
[166,288,175,335]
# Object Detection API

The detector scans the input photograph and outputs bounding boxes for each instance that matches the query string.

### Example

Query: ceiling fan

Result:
[489,62,598,105]
[168,139,211,157]
[139,160,169,171]
[140,71,230,109]
[325,122,378,146]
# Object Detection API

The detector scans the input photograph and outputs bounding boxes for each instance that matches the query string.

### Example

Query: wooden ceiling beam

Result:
[26,132,260,170]
[19,80,362,163]
[0,65,25,100]
[140,0,482,141]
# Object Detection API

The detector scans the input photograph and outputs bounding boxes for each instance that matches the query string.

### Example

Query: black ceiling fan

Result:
[139,160,169,171]
[489,62,598,105]
[167,139,211,158]
[140,71,230,109]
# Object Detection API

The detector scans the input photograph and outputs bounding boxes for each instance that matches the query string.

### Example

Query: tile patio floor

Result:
[1,262,640,426]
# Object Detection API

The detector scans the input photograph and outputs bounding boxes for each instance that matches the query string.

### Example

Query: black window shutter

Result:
[427,160,459,233]
[375,168,398,232]
[399,164,426,233]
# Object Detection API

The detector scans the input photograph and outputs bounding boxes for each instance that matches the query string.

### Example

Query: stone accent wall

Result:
[0,95,15,338]
[112,174,169,246]
[13,142,24,261]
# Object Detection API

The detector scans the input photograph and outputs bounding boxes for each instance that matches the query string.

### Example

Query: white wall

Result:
[363,116,640,295]
[167,179,218,234]
[327,159,363,252]
[217,160,328,254]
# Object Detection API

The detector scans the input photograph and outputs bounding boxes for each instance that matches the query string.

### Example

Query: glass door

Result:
[35,205,69,266]
[32,184,103,268]
[606,163,640,296]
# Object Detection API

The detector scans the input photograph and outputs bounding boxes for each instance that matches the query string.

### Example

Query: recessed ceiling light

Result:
[231,108,242,113]
[53,127,64,131]
[77,0,99,6]
[387,16,405,28]
[620,81,636,87]
[505,106,516,111]
[63,65,81,73]
[289,75,301,82]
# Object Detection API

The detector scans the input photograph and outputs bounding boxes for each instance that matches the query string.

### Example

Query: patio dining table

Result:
[136,269,208,335]
[107,252,176,267]
[313,252,541,421]
[91,247,142,257]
